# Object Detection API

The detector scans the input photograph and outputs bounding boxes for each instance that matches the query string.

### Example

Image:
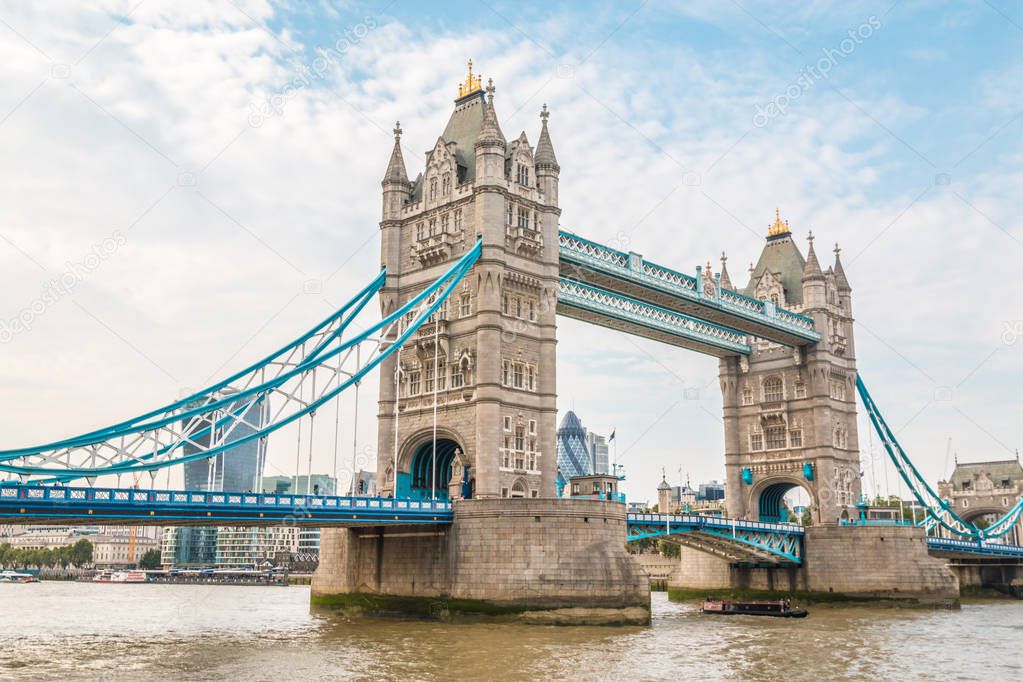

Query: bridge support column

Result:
[312,499,650,624]
[667,525,959,607]
[948,561,1023,598]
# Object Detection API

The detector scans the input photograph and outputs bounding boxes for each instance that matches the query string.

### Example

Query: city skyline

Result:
[0,2,1021,502]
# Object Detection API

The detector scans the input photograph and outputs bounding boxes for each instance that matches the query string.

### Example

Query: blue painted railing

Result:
[626,512,805,564]
[558,231,819,342]
[926,536,1023,559]
[558,278,752,354]
[0,484,453,526]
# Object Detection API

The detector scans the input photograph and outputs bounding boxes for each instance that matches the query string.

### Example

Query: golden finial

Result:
[458,58,483,98]
[768,207,791,237]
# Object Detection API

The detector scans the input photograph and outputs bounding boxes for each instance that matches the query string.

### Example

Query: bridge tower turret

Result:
[375,61,561,500]
[721,211,861,525]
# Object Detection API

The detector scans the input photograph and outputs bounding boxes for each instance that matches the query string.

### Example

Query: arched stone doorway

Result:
[753,479,812,523]
[408,438,461,500]
[510,478,527,498]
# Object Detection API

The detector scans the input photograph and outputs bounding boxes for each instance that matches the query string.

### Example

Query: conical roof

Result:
[833,244,851,291]
[719,252,733,290]
[382,121,409,185]
[802,233,824,281]
[475,79,505,148]
[535,104,558,169]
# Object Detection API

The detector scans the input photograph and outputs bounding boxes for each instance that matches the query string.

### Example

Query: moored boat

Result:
[92,570,149,584]
[0,570,40,583]
[699,598,807,618]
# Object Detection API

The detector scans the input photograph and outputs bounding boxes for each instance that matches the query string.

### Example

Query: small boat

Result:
[0,570,40,583]
[699,598,807,618]
[93,570,149,584]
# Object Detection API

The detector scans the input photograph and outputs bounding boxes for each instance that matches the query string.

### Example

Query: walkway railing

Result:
[558,278,752,354]
[0,484,454,526]
[558,231,819,341]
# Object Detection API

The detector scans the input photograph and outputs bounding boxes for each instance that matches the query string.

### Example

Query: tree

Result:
[69,539,93,568]
[801,508,813,526]
[658,540,680,559]
[139,549,162,570]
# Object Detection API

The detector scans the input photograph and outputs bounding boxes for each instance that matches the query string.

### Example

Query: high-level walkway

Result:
[558,231,820,354]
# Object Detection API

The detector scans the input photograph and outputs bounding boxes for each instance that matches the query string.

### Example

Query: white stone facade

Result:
[719,222,861,524]
[376,70,560,499]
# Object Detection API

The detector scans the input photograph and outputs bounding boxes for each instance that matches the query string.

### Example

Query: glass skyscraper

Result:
[163,392,269,567]
[556,411,592,481]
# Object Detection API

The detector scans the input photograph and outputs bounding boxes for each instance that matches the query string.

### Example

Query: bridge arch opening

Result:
[963,508,1020,544]
[755,480,812,524]
[407,438,462,500]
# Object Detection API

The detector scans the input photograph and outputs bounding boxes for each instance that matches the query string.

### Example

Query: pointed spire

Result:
[768,207,791,238]
[535,103,559,169]
[833,242,851,291]
[382,121,409,184]
[458,58,482,99]
[476,78,505,147]
[719,251,733,290]
[802,230,824,281]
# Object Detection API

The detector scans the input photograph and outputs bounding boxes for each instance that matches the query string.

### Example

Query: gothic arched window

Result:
[763,376,784,402]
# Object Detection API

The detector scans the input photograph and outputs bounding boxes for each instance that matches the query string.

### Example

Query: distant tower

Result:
[720,210,860,524]
[657,469,672,513]
[376,61,561,500]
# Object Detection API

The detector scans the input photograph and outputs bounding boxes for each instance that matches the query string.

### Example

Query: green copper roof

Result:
[440,90,487,182]
[949,459,1023,491]
[743,234,806,306]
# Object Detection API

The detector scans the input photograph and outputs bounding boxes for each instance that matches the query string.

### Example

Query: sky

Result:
[0,1,1021,502]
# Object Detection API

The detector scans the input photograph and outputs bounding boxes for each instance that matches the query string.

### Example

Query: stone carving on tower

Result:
[376,60,561,500]
[719,210,861,525]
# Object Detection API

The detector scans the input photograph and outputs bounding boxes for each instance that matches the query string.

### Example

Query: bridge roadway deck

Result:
[0,484,452,527]
[3,486,1022,563]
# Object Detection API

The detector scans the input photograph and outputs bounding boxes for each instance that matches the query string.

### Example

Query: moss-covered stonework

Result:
[667,587,958,608]
[311,593,651,625]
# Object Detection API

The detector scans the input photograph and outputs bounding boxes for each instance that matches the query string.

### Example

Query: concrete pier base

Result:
[311,498,650,625]
[667,525,960,607]
[949,561,1023,598]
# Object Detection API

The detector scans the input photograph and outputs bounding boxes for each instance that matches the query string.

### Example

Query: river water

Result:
[0,583,1019,681]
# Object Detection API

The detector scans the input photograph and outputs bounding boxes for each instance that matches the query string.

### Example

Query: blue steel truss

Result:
[0,484,453,527]
[857,374,1023,541]
[626,513,804,564]
[558,278,752,355]
[558,231,819,343]
[0,240,482,484]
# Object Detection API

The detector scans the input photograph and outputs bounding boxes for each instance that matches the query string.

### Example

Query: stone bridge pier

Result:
[667,525,961,607]
[311,498,650,624]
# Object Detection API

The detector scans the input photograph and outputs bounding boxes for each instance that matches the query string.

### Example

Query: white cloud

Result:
[0,3,1019,502]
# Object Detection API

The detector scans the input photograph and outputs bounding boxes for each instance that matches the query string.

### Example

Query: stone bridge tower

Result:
[938,458,1023,544]
[376,61,561,500]
[719,212,861,524]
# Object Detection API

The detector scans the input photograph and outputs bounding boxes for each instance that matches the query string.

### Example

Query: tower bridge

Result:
[3,61,1022,621]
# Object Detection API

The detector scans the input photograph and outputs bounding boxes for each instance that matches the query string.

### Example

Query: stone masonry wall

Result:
[668,525,959,606]
[312,499,650,620]
[802,525,957,604]
[450,498,648,607]
[312,525,452,598]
